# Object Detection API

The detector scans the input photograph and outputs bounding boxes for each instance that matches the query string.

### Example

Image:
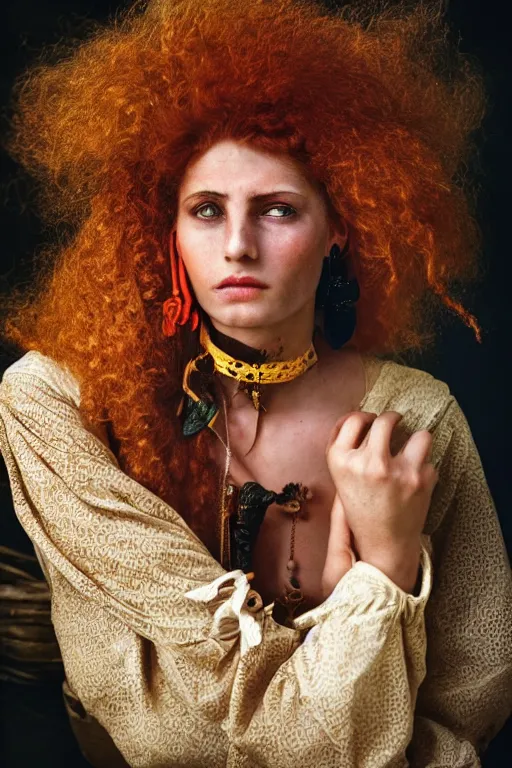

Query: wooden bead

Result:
[244,589,263,613]
[281,500,301,514]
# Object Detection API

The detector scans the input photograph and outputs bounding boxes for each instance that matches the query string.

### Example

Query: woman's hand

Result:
[323,411,439,594]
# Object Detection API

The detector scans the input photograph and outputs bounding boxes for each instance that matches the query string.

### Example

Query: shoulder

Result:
[360,353,472,466]
[361,354,453,429]
[1,350,81,408]
[361,353,474,486]
[1,351,112,452]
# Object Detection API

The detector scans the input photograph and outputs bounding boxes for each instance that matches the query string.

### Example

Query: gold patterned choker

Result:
[200,323,318,410]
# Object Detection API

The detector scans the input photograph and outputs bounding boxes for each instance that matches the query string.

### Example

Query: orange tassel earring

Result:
[162,231,199,337]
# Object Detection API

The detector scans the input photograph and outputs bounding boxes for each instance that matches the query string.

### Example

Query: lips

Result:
[215,276,269,289]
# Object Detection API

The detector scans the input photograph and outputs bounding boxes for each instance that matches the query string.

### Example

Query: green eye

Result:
[193,203,296,219]
[196,203,220,219]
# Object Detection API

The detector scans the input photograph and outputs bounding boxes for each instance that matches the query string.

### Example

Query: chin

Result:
[205,306,286,331]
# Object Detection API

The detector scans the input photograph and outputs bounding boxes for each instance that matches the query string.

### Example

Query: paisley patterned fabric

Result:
[0,350,511,767]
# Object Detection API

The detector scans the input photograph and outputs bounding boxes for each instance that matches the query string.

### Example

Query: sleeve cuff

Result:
[185,570,265,656]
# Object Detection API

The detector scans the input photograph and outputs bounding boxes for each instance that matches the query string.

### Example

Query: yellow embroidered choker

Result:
[199,323,318,410]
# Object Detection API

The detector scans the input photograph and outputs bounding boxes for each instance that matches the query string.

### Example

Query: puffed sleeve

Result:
[0,351,432,768]
[407,397,512,767]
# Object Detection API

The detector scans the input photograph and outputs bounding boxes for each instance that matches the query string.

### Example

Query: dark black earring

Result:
[315,241,360,350]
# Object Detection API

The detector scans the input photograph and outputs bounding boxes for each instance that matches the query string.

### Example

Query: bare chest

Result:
[212,358,368,616]
[245,432,336,616]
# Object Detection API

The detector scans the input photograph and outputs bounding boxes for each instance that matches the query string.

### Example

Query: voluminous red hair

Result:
[1,0,486,551]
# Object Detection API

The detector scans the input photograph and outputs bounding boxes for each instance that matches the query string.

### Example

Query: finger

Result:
[325,412,359,453]
[326,493,352,555]
[366,411,404,458]
[328,411,378,453]
[399,430,434,467]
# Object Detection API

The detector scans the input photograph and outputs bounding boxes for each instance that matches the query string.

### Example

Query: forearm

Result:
[229,543,432,766]
[48,542,432,768]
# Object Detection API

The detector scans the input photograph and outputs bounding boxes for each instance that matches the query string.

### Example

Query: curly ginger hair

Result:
[1,0,487,552]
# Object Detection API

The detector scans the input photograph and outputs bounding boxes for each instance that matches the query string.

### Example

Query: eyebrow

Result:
[182,189,307,204]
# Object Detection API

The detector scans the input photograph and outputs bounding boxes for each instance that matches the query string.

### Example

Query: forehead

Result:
[179,139,316,194]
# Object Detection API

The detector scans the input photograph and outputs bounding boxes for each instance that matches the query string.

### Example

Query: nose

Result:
[224,215,259,263]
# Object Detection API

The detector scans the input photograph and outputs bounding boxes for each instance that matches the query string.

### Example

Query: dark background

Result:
[0,1,510,765]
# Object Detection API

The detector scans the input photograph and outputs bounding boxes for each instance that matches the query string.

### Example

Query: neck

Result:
[204,313,321,407]
[208,308,315,364]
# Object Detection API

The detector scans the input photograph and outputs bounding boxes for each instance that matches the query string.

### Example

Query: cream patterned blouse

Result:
[0,350,510,767]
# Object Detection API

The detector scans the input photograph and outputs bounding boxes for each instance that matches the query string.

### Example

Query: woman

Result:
[0,0,510,766]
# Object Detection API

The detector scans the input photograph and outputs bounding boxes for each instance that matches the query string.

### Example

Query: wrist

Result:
[357,539,423,594]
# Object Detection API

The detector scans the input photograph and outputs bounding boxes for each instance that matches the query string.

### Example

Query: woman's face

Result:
[175,139,342,339]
